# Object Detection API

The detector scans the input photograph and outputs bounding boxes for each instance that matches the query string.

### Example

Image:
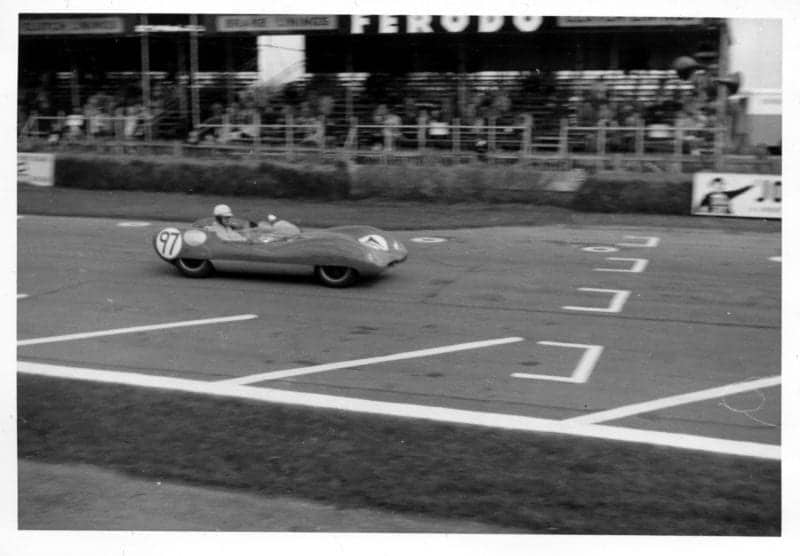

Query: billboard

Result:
[18,153,55,187]
[20,16,125,35]
[557,17,704,27]
[216,15,337,33]
[692,172,781,219]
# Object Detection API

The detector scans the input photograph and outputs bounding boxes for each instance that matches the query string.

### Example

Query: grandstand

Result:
[18,14,779,169]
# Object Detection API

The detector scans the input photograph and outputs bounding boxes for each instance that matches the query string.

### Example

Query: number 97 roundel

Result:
[154,227,183,260]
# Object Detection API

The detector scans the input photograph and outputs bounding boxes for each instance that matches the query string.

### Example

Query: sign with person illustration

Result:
[692,172,781,219]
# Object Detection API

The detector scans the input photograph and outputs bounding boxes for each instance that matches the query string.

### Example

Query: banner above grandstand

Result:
[347,15,544,34]
[215,14,338,33]
[20,16,125,35]
[557,17,704,27]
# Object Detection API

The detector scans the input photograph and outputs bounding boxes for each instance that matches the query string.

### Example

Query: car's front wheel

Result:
[175,258,214,278]
[315,265,358,287]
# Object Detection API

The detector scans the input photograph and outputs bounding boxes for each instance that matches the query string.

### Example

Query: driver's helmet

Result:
[267,214,277,224]
[214,204,233,218]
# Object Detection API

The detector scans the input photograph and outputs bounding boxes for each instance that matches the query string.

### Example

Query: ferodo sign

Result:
[17,153,55,187]
[691,172,781,219]
[349,15,543,34]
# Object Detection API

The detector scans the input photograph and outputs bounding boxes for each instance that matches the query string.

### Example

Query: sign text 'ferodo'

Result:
[350,15,543,34]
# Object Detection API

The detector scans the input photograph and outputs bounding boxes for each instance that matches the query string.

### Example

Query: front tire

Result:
[315,265,358,287]
[175,258,214,278]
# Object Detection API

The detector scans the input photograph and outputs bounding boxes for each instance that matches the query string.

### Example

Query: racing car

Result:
[152,215,407,287]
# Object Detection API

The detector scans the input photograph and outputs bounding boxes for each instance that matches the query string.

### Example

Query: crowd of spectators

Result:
[18,80,175,143]
[569,76,730,154]
[19,71,742,155]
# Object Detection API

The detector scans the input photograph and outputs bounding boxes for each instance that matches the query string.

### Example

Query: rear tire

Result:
[175,258,214,278]
[315,265,358,287]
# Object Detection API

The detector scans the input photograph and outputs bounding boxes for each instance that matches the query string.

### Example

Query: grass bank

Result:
[18,374,780,534]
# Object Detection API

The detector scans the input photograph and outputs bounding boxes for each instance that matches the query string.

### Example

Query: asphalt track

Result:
[17,215,781,449]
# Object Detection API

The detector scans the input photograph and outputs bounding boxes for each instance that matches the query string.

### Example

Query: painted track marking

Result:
[117,221,151,228]
[410,237,447,244]
[769,256,781,262]
[617,235,660,248]
[593,257,649,273]
[581,246,619,253]
[564,376,782,425]
[562,288,631,313]
[17,361,779,460]
[17,294,28,299]
[218,337,525,385]
[512,342,603,383]
[18,314,258,347]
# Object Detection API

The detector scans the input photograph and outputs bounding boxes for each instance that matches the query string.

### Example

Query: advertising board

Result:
[18,153,55,187]
[692,172,781,219]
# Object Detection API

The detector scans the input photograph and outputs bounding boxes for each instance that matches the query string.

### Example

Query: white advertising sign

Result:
[18,153,55,187]
[692,172,781,219]
[20,17,124,35]
[557,17,703,27]
[217,15,337,32]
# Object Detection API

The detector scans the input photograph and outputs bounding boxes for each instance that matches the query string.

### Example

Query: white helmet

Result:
[267,214,277,223]
[213,204,233,218]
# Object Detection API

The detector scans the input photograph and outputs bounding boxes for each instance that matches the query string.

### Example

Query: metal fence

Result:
[18,114,780,174]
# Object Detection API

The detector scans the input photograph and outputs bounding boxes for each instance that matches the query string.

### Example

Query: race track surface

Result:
[17,215,781,447]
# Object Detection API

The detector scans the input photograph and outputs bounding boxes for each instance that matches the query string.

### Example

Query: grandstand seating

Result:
[25,68,710,153]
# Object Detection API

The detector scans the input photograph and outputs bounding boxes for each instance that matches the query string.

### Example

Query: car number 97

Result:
[155,228,183,260]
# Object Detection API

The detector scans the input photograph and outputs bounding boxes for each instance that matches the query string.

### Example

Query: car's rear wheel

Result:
[315,265,358,287]
[175,258,214,278]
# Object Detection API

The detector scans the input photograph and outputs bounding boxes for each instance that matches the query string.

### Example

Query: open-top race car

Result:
[152,215,408,287]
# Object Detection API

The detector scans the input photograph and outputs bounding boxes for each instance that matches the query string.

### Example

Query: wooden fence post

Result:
[559,118,568,158]
[597,126,606,171]
[286,112,294,162]
[521,114,532,157]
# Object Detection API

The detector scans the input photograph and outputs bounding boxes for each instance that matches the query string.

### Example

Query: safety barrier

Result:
[19,115,780,174]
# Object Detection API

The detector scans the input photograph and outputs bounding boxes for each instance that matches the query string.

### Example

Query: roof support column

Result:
[139,15,150,110]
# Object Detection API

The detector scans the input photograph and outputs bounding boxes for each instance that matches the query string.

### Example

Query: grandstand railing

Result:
[18,115,781,175]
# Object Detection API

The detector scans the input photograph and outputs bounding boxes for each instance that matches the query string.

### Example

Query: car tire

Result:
[315,265,358,287]
[175,258,214,278]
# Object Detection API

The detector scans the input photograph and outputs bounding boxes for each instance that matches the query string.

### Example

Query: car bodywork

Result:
[153,217,407,286]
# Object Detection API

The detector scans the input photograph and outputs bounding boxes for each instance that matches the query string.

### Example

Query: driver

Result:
[210,204,248,242]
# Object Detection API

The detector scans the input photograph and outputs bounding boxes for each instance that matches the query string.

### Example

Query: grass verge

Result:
[18,185,782,233]
[18,374,780,534]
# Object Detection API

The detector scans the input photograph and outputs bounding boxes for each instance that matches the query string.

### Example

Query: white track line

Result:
[17,294,29,299]
[562,288,631,313]
[769,256,781,262]
[564,376,782,425]
[117,221,151,228]
[617,235,660,248]
[218,337,525,386]
[18,314,258,347]
[593,257,649,273]
[17,361,780,460]
[512,342,604,383]
[581,246,619,253]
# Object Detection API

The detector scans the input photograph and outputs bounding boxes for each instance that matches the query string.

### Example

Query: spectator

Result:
[63,108,85,139]
[674,109,700,154]
[427,108,451,149]
[398,97,420,148]
[123,104,143,139]
[84,94,105,138]
[33,96,60,143]
[369,104,388,149]
[382,106,402,150]
[238,97,260,140]
[189,102,225,144]
[296,101,323,147]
